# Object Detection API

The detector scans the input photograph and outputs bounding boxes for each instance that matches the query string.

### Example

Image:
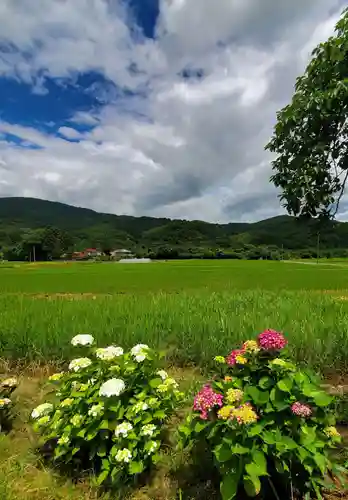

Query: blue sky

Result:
[0,0,346,222]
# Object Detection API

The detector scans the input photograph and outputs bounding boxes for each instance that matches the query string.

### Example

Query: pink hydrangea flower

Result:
[226,348,245,366]
[258,329,287,351]
[291,402,312,418]
[193,384,224,420]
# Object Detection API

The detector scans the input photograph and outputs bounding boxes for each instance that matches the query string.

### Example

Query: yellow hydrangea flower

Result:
[214,356,226,364]
[226,389,244,405]
[235,355,247,365]
[324,426,340,439]
[231,403,258,425]
[243,340,260,353]
[218,406,234,420]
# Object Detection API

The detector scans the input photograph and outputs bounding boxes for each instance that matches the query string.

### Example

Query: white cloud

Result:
[0,0,346,222]
[58,127,82,140]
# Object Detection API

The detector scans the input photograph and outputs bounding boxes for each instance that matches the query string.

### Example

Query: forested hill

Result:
[1,196,348,259]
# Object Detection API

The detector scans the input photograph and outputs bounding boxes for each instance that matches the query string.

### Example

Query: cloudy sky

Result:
[0,0,346,223]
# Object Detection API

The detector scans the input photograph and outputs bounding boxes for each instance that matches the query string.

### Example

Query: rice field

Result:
[1,260,348,374]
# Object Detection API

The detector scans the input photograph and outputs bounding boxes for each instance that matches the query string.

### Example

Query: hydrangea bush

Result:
[180,330,343,500]
[0,376,18,432]
[31,335,182,486]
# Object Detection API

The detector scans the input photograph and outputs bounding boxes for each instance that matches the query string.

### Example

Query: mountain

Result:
[0,197,348,258]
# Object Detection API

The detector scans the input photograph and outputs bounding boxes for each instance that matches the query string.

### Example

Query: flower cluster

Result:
[193,385,224,420]
[115,422,133,437]
[71,334,94,346]
[291,402,312,418]
[188,331,340,500]
[218,405,234,420]
[226,349,247,366]
[68,357,92,372]
[231,403,258,425]
[0,398,11,409]
[258,329,287,351]
[243,340,260,353]
[226,389,244,405]
[99,378,126,397]
[96,346,124,361]
[324,426,340,439]
[31,337,181,488]
[0,376,18,431]
[131,344,149,363]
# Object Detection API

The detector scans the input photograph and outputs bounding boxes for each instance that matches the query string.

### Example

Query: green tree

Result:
[266,8,348,220]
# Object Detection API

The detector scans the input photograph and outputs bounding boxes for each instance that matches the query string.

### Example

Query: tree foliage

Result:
[266,8,348,220]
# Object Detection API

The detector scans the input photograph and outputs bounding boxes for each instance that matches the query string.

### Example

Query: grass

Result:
[1,259,348,499]
[1,259,348,294]
[1,260,348,374]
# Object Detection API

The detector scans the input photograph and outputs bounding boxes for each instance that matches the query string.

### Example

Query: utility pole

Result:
[33,244,36,262]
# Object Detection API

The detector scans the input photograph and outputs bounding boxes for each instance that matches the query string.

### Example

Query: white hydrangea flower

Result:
[1,377,18,388]
[96,346,124,361]
[133,401,149,413]
[71,414,84,427]
[115,448,132,463]
[99,378,125,397]
[145,440,160,455]
[31,403,54,419]
[157,370,168,381]
[115,422,133,437]
[157,377,178,393]
[141,424,157,437]
[71,334,94,346]
[69,357,92,372]
[58,435,70,446]
[130,344,149,362]
[0,398,11,408]
[88,403,104,417]
[49,373,64,382]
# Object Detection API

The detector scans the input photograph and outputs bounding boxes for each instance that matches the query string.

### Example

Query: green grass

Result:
[1,260,348,374]
[1,260,348,294]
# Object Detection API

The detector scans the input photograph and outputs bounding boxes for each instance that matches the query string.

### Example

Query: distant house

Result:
[72,248,102,260]
[110,249,134,260]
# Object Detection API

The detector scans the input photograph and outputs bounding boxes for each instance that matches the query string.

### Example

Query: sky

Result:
[0,0,346,223]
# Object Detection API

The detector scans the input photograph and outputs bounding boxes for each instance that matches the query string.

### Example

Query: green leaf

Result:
[194,421,210,433]
[312,392,332,407]
[231,444,250,455]
[313,453,327,474]
[262,431,276,445]
[243,475,261,497]
[96,469,109,485]
[247,424,263,437]
[149,378,162,388]
[99,420,109,430]
[277,378,293,393]
[153,410,166,420]
[129,461,145,474]
[251,450,267,475]
[259,377,272,390]
[270,388,289,411]
[220,472,239,500]
[247,387,269,405]
[215,444,233,463]
[179,424,191,437]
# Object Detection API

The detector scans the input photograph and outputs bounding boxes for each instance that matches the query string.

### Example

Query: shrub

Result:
[180,330,344,500]
[31,335,182,486]
[0,376,18,432]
